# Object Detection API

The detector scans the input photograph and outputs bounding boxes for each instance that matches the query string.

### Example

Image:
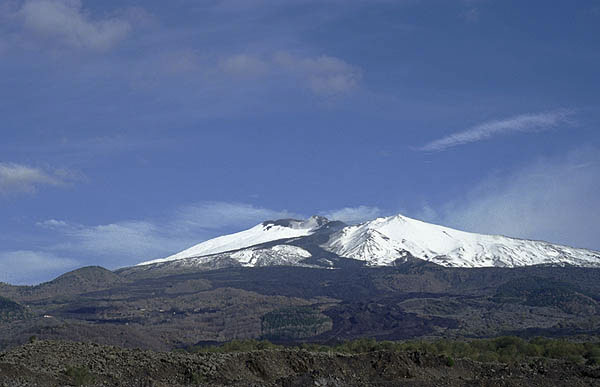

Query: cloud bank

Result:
[424,147,600,250]
[420,110,574,152]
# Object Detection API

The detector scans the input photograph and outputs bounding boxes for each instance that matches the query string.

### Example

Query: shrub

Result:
[65,365,95,386]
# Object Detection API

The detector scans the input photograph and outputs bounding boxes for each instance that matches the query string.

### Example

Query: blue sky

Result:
[1,0,599,284]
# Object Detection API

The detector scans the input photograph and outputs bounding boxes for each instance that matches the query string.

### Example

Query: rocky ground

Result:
[0,340,599,386]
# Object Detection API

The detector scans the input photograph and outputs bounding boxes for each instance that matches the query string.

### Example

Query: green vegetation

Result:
[394,336,600,365]
[187,336,600,366]
[187,371,206,385]
[0,296,28,322]
[261,307,331,340]
[65,365,95,386]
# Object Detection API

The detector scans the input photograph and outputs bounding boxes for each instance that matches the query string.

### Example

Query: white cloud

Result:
[17,0,131,51]
[0,162,76,195]
[419,110,574,152]
[273,51,362,96]
[428,147,600,250]
[0,250,78,285]
[324,205,384,224]
[37,219,69,228]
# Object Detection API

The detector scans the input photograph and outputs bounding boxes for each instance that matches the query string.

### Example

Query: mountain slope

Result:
[324,214,600,268]
[139,216,329,266]
[7,266,127,303]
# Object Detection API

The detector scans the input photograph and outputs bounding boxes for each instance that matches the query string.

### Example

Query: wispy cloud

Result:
[0,162,79,195]
[419,110,575,152]
[161,51,362,97]
[324,205,384,224]
[273,51,362,96]
[219,54,270,78]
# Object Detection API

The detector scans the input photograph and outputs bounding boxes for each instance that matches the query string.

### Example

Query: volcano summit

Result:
[137,214,600,272]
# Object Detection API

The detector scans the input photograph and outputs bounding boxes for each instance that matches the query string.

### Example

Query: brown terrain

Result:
[1,340,599,386]
[1,262,600,385]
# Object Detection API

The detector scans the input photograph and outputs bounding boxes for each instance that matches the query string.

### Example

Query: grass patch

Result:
[261,306,331,340]
[186,336,600,365]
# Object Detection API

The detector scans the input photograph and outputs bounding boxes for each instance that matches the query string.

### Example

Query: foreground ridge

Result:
[1,340,598,386]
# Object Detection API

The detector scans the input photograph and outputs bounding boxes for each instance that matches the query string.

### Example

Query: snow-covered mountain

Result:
[139,216,329,266]
[137,213,600,270]
[325,214,600,268]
